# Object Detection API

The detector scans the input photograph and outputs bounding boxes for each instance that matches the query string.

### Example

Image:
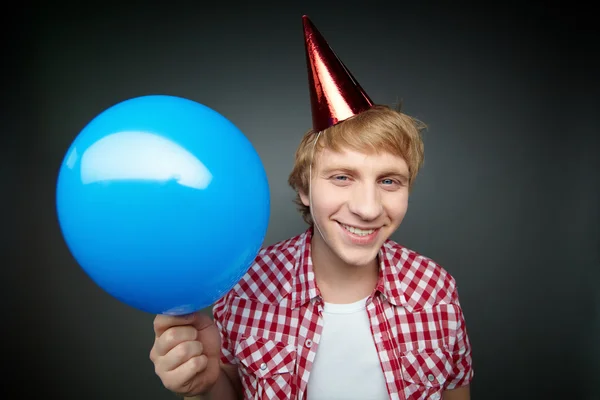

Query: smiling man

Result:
[149,15,473,400]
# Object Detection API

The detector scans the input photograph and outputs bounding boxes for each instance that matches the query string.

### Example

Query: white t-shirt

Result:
[306,296,389,399]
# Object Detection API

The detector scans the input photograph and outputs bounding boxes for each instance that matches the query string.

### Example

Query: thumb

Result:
[182,311,215,331]
[189,312,221,358]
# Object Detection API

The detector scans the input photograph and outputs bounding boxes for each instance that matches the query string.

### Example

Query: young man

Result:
[149,15,473,400]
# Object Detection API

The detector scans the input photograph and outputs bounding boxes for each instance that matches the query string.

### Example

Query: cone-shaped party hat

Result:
[302,15,374,132]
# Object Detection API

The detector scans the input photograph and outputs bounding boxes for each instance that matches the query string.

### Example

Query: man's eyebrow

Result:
[320,165,356,175]
[379,170,409,180]
[320,165,409,180]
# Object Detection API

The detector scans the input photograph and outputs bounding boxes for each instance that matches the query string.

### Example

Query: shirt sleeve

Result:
[212,291,237,366]
[444,290,474,389]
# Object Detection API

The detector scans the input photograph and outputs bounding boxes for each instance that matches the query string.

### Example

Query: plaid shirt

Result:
[213,228,473,400]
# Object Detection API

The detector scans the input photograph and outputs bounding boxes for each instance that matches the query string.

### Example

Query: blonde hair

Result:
[288,104,426,225]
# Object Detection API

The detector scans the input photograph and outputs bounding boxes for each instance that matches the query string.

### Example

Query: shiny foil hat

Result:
[302,15,374,132]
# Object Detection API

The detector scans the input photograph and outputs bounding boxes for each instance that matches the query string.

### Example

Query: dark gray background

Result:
[5,2,599,399]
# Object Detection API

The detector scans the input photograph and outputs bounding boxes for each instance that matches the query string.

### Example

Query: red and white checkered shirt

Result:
[213,228,473,400]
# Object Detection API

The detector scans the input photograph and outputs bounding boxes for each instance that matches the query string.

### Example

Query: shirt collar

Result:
[291,228,321,309]
[290,228,409,309]
[375,241,410,307]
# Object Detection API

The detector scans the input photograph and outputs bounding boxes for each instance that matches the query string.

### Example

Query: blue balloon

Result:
[56,95,270,315]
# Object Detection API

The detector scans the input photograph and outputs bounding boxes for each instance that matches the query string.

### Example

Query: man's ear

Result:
[299,191,310,207]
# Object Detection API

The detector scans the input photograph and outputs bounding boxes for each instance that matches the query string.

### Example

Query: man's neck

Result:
[310,232,379,304]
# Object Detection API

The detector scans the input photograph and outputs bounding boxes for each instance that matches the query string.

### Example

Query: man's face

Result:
[300,147,410,267]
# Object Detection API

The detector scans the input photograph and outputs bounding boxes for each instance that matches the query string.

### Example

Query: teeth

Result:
[342,224,375,236]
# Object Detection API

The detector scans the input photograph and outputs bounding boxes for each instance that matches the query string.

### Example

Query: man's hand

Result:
[150,312,222,397]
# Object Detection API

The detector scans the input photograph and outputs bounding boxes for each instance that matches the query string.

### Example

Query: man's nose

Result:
[347,183,383,221]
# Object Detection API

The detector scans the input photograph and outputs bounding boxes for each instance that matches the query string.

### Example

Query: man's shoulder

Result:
[382,239,459,308]
[258,232,305,258]
[225,231,307,304]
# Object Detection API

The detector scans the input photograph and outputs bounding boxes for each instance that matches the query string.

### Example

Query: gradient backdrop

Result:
[5,2,599,399]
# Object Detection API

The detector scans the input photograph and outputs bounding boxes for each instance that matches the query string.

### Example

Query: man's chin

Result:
[335,246,381,268]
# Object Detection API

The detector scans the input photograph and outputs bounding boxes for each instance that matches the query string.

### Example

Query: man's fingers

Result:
[154,325,198,357]
[156,340,205,372]
[154,312,215,337]
[153,313,197,337]
[161,355,209,392]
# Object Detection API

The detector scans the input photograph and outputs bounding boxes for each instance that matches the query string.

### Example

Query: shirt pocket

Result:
[235,335,297,400]
[400,346,453,400]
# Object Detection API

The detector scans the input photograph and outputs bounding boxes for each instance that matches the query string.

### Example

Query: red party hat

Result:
[302,15,374,132]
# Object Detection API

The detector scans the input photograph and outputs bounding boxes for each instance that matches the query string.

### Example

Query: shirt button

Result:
[305,339,313,348]
[260,363,267,370]
[427,374,435,382]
